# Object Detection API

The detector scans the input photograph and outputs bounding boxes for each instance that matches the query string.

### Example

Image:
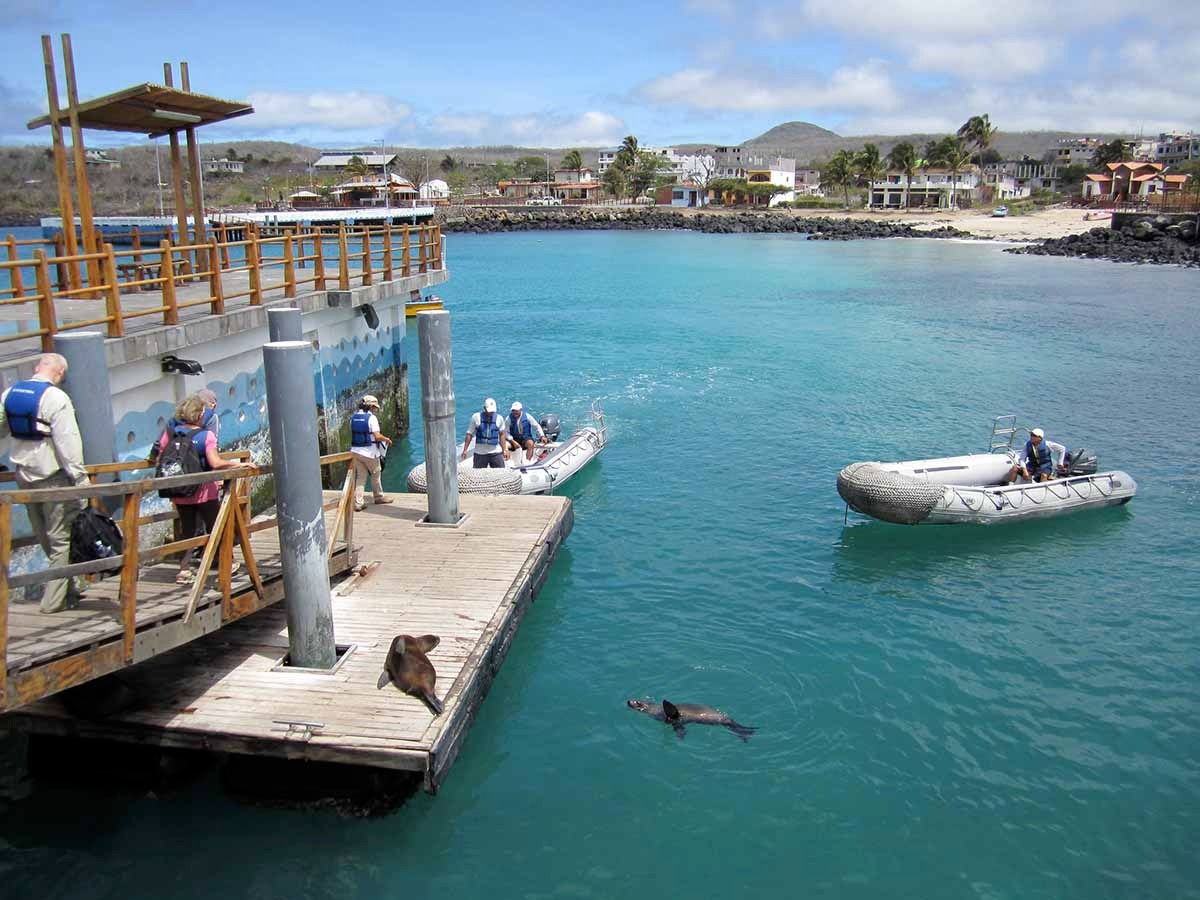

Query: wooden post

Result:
[33,250,57,352]
[283,229,296,298]
[40,36,80,293]
[435,225,443,269]
[361,228,372,286]
[179,63,207,247]
[218,482,235,608]
[118,489,141,663]
[159,239,179,325]
[382,225,393,280]
[163,64,191,273]
[52,233,68,293]
[207,239,224,314]
[296,231,306,270]
[312,231,326,291]
[130,225,143,266]
[101,244,124,337]
[218,222,231,269]
[402,225,411,276]
[246,236,262,305]
[0,502,10,707]
[61,35,102,291]
[4,236,23,299]
[418,225,427,273]
[337,223,350,290]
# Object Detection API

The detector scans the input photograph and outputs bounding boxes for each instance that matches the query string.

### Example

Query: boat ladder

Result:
[988,415,1019,453]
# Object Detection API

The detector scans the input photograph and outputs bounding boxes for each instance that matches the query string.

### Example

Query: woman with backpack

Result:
[156,394,243,585]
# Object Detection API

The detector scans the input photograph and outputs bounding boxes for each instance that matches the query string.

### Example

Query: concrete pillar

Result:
[263,339,336,669]
[267,306,303,343]
[53,331,115,469]
[417,311,459,523]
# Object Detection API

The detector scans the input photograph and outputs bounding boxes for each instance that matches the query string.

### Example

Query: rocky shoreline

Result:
[436,206,971,240]
[1006,215,1200,267]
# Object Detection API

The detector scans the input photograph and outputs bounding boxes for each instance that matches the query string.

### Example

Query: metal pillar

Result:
[263,339,336,669]
[416,311,459,523]
[267,306,303,342]
[53,331,115,469]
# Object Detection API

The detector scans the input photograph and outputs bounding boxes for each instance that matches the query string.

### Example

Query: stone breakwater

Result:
[1006,216,1200,267]
[437,206,971,240]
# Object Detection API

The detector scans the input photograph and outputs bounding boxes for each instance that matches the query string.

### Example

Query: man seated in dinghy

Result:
[506,401,548,462]
[1006,427,1068,483]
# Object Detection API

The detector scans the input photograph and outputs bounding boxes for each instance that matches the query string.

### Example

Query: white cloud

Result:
[430,110,625,148]
[246,91,411,131]
[637,62,899,113]
[797,0,1126,39]
[911,39,1061,80]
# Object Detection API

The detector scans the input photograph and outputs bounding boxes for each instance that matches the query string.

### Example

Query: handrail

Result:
[0,222,443,351]
[0,450,358,710]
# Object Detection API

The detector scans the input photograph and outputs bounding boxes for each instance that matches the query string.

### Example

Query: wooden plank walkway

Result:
[4,503,356,707]
[12,492,573,792]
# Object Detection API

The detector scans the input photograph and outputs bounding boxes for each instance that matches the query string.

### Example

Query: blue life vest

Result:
[509,411,535,441]
[173,425,211,470]
[350,410,377,447]
[1025,438,1052,473]
[3,379,53,440]
[475,411,500,445]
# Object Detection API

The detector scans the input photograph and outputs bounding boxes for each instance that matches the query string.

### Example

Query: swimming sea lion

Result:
[377,634,443,715]
[626,698,756,742]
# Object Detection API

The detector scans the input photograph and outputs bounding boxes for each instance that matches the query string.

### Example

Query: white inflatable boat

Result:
[408,404,608,496]
[837,417,1136,525]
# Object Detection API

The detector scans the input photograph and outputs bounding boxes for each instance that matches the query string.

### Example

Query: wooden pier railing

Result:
[0,222,443,353]
[0,451,358,712]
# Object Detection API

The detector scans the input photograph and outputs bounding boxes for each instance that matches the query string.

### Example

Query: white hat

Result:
[483,397,497,413]
[1031,427,1044,438]
[511,401,523,412]
[361,394,380,407]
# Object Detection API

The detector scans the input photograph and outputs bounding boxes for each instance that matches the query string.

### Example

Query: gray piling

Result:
[263,339,336,669]
[417,311,459,523]
[267,306,303,343]
[53,331,116,470]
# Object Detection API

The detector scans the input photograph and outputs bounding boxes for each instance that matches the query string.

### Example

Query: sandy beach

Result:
[832,206,1101,242]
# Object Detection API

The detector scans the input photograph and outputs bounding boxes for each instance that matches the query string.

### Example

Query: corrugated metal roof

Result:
[27,83,252,137]
[314,153,397,167]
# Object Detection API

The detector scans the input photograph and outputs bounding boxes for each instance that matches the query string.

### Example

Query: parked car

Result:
[525,196,562,206]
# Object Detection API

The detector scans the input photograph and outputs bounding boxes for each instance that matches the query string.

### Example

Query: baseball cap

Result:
[511,401,523,412]
[1031,427,1044,438]
[483,397,497,413]
[361,394,380,407]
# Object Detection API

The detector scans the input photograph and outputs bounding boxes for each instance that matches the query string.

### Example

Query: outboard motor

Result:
[1064,447,1098,476]
[539,414,561,442]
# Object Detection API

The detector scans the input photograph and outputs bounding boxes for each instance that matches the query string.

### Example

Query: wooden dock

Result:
[10,492,572,793]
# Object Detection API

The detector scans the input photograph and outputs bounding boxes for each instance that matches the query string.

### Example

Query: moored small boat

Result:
[837,418,1136,525]
[405,295,443,317]
[408,404,607,496]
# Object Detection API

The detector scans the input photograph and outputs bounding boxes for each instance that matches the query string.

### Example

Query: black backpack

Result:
[69,507,124,568]
[156,428,206,499]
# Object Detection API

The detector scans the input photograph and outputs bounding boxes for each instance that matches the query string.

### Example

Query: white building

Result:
[983,158,1061,193]
[1050,138,1104,167]
[314,152,398,173]
[203,158,244,175]
[1153,132,1199,165]
[870,170,983,208]
[598,146,715,183]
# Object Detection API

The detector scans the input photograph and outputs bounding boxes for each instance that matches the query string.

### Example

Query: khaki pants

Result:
[18,470,86,613]
[351,454,384,507]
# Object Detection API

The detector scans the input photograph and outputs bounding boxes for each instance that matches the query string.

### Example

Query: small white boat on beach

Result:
[992,206,1009,217]
[836,417,1136,525]
[407,404,607,496]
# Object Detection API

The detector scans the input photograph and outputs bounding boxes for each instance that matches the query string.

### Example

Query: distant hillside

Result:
[738,120,1128,164]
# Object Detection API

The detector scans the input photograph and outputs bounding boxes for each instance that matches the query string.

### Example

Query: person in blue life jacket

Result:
[349,394,394,511]
[506,401,548,462]
[461,397,510,469]
[0,353,89,612]
[1006,427,1068,483]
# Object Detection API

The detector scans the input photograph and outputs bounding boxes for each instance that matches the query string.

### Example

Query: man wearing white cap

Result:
[349,394,393,511]
[461,397,509,468]
[506,401,547,461]
[1006,427,1067,483]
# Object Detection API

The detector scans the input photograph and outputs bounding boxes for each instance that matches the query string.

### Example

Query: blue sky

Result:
[1,0,1197,149]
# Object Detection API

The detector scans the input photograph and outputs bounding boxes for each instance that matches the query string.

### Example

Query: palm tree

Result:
[1091,138,1127,168]
[957,114,997,164]
[887,142,919,209]
[616,135,639,170]
[345,154,370,180]
[854,143,884,209]
[561,149,584,179]
[822,150,855,209]
[439,154,457,174]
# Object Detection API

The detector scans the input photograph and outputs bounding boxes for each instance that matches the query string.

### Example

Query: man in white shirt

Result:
[348,394,394,511]
[460,397,510,468]
[1006,427,1068,483]
[506,401,547,461]
[0,353,89,613]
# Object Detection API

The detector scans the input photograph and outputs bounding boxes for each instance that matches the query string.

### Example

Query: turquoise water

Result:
[5,231,1200,898]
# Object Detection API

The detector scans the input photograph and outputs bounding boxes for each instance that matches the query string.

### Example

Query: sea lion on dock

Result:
[626,698,756,742]
[377,635,443,716]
